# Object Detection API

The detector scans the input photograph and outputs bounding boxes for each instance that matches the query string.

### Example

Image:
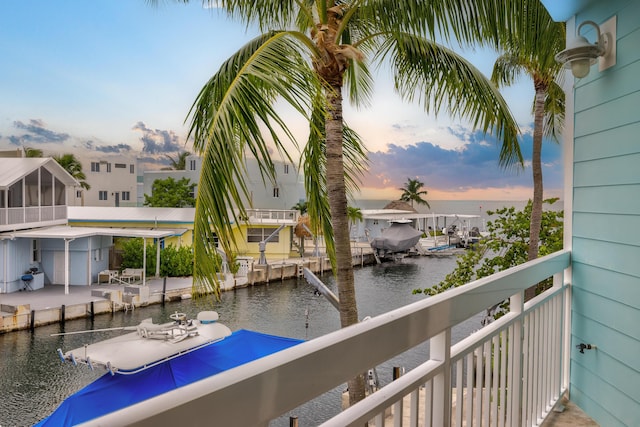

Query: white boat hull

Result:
[60,312,232,374]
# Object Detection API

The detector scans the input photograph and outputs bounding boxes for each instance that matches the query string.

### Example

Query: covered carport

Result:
[5,226,182,295]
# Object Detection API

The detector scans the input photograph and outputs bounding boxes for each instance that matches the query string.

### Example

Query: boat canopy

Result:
[36,330,303,427]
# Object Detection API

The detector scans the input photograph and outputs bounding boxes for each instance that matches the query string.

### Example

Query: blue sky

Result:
[0,1,563,201]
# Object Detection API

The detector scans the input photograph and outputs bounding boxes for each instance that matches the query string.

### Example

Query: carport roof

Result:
[2,226,184,239]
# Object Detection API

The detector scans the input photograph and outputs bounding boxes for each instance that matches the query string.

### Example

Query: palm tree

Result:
[291,200,308,215]
[399,178,431,209]
[53,153,90,190]
[347,205,363,237]
[53,153,90,207]
[490,1,565,299]
[24,147,43,157]
[179,1,523,404]
[164,151,190,170]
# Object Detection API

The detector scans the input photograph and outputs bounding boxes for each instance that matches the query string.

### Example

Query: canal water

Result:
[0,255,483,427]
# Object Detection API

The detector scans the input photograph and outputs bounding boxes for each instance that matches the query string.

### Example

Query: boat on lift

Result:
[370,219,423,261]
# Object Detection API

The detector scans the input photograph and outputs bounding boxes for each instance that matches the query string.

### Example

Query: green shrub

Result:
[120,238,156,275]
[121,238,197,277]
[160,245,193,277]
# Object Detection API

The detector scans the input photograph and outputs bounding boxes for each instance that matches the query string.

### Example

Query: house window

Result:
[189,160,196,171]
[122,191,130,201]
[207,233,219,248]
[106,163,112,173]
[284,164,289,174]
[273,187,280,198]
[94,248,103,261]
[99,191,108,200]
[130,164,135,174]
[31,239,40,263]
[247,228,279,243]
[115,163,126,169]
[76,190,82,198]
[91,162,100,172]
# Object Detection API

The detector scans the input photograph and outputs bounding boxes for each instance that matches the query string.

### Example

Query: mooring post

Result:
[61,304,66,324]
[162,277,167,307]
[90,301,94,320]
[289,416,298,427]
[30,309,35,332]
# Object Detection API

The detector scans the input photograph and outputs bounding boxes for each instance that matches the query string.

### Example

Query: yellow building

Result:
[67,207,300,262]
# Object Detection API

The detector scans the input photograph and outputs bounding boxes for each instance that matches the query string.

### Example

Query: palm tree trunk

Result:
[325,82,366,404]
[526,83,546,300]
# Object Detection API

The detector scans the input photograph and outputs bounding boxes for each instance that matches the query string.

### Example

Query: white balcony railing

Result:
[246,208,299,222]
[0,206,67,226]
[84,250,571,427]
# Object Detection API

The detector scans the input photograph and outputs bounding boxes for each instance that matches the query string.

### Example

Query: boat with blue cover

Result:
[37,312,303,426]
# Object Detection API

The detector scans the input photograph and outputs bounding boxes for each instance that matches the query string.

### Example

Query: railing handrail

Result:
[243,208,299,222]
[82,249,571,427]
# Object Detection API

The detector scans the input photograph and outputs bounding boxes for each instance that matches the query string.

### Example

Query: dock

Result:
[0,245,378,334]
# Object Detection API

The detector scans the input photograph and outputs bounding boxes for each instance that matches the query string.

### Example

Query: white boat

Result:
[42,321,303,427]
[57,311,232,375]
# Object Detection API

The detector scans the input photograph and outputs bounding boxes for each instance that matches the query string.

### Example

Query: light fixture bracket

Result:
[555,20,611,78]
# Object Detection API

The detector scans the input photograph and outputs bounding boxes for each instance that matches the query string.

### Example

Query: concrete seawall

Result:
[0,252,378,334]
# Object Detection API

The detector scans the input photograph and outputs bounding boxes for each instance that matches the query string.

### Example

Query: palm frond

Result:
[209,0,302,31]
[302,103,335,268]
[375,32,522,170]
[355,0,508,47]
[301,92,368,271]
[187,30,322,296]
[341,27,375,108]
[491,53,525,87]
[543,80,565,143]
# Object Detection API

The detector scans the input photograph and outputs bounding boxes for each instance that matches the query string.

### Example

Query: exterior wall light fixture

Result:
[555,18,616,78]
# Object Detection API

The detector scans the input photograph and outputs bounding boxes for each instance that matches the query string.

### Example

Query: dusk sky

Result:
[0,1,564,201]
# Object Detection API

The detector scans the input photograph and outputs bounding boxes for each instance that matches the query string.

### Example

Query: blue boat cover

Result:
[36,329,303,426]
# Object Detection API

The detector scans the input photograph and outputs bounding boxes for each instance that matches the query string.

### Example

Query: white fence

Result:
[83,250,571,427]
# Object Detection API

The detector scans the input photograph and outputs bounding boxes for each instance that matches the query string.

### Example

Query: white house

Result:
[77,154,139,207]
[142,154,305,210]
[0,158,174,294]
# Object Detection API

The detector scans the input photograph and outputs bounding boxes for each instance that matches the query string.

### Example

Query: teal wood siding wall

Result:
[571,1,640,425]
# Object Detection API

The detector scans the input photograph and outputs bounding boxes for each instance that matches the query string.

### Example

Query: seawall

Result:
[0,252,377,334]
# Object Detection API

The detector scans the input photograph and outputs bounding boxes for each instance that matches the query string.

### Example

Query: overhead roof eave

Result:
[3,226,184,240]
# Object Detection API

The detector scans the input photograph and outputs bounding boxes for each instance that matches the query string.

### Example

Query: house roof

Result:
[68,207,201,224]
[3,225,183,240]
[383,200,418,212]
[0,158,78,188]
[361,210,480,221]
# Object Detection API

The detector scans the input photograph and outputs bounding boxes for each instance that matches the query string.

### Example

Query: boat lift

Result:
[302,267,380,392]
[257,224,285,265]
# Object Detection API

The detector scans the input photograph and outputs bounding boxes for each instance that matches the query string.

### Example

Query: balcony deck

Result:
[79,250,582,426]
[540,400,598,426]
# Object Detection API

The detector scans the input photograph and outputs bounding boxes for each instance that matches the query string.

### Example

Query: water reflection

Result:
[0,255,482,426]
